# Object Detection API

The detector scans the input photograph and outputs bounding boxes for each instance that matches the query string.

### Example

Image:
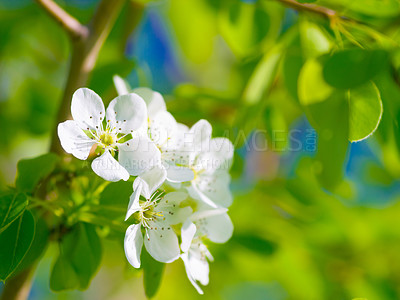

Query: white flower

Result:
[180,208,233,294]
[169,119,235,208]
[113,76,195,183]
[124,166,192,267]
[181,238,213,295]
[58,88,157,182]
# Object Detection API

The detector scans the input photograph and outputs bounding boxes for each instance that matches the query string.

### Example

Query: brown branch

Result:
[49,0,128,154]
[34,0,88,40]
[276,0,338,18]
[1,1,133,300]
[0,266,35,300]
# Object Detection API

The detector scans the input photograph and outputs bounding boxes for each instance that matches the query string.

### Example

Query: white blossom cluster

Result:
[57,76,234,294]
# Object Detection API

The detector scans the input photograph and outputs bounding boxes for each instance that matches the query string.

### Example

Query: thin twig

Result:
[276,0,338,18]
[34,0,88,40]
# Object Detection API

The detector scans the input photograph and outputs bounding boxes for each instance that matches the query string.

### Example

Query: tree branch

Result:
[1,1,133,299]
[276,0,338,18]
[0,266,35,300]
[34,0,88,40]
[49,0,128,154]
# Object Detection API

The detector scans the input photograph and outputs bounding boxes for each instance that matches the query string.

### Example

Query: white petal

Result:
[149,111,177,148]
[91,151,130,182]
[57,120,95,160]
[71,88,105,130]
[124,224,143,268]
[190,208,228,221]
[113,75,131,95]
[187,249,210,286]
[106,93,147,133]
[194,171,233,207]
[125,181,142,221]
[137,165,167,196]
[144,224,180,263]
[161,191,188,203]
[195,212,233,244]
[118,134,161,176]
[181,253,204,295]
[165,165,194,183]
[196,138,234,173]
[158,191,192,225]
[133,87,166,119]
[187,184,219,208]
[177,123,189,133]
[189,119,212,153]
[181,220,196,252]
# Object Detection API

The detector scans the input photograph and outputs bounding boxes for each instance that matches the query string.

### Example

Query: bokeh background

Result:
[1,0,400,299]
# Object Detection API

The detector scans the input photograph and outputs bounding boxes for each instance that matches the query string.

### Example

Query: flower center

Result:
[136,191,167,228]
[99,132,116,147]
[139,204,165,227]
[85,118,130,153]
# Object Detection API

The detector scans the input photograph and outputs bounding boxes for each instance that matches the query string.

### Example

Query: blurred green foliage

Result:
[1,0,400,299]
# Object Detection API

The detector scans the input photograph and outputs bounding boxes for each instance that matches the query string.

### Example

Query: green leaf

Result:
[283,50,304,101]
[243,45,283,105]
[67,223,102,289]
[323,49,388,89]
[50,222,102,291]
[98,181,133,220]
[219,1,271,56]
[0,192,28,234]
[231,233,277,256]
[297,0,317,3]
[142,249,165,299]
[264,106,288,151]
[15,153,59,193]
[299,19,332,58]
[298,58,333,105]
[306,92,349,189]
[50,253,80,291]
[331,0,400,17]
[11,214,49,277]
[348,82,383,142]
[0,210,35,281]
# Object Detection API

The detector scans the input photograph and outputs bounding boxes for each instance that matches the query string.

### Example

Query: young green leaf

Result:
[299,19,332,58]
[305,91,349,190]
[332,0,400,17]
[10,215,49,277]
[231,233,277,256]
[0,192,28,234]
[298,58,333,105]
[348,82,383,142]
[97,181,133,220]
[142,249,165,299]
[243,45,283,105]
[50,253,80,291]
[219,1,271,57]
[50,222,102,291]
[283,51,304,101]
[15,153,59,193]
[322,49,388,89]
[63,222,102,290]
[0,210,35,281]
